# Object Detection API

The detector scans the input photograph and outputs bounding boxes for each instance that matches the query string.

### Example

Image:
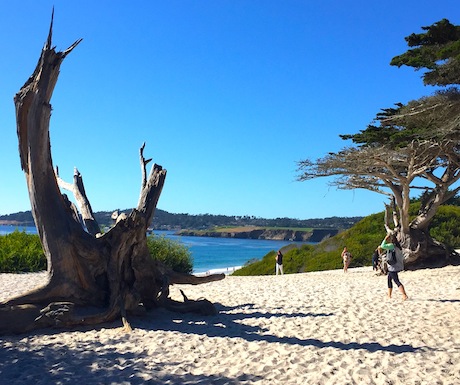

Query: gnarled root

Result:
[162,292,218,316]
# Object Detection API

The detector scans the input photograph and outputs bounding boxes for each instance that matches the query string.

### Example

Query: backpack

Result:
[386,249,397,265]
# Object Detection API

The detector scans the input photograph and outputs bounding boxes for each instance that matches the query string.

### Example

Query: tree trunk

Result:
[0,14,224,335]
[384,200,460,269]
[400,228,458,269]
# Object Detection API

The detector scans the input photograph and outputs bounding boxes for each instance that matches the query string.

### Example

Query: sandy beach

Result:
[1,266,460,384]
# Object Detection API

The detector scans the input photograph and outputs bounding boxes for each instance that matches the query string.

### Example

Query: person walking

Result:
[341,246,352,273]
[380,233,408,301]
[275,250,284,275]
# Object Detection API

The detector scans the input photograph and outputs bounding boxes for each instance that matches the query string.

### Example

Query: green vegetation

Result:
[390,18,460,86]
[426,206,460,249]
[0,231,193,275]
[233,213,385,276]
[0,230,46,272]
[146,234,193,274]
[233,205,460,276]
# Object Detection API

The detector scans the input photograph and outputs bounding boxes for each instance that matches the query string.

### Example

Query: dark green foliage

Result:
[409,202,460,250]
[429,205,460,251]
[336,20,460,180]
[390,18,460,86]
[445,195,460,206]
[340,87,460,150]
[340,103,406,147]
[146,234,193,274]
[0,230,46,272]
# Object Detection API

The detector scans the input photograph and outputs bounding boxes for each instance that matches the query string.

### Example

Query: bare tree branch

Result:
[56,167,100,236]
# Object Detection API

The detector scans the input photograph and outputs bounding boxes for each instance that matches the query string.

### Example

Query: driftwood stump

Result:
[0,13,224,335]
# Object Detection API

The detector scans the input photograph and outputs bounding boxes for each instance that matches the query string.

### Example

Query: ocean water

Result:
[0,225,303,274]
[155,231,295,274]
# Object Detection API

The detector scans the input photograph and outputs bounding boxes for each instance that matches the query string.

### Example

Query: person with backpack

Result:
[380,233,408,301]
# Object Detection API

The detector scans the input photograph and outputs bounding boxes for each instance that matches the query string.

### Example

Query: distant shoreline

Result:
[0,221,35,227]
[0,209,363,233]
[194,266,242,276]
[0,222,338,243]
[177,227,338,242]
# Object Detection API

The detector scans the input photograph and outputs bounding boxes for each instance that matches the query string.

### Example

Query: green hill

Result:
[0,209,362,231]
[233,205,460,276]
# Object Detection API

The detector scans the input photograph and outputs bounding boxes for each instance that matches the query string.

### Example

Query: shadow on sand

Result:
[0,301,425,384]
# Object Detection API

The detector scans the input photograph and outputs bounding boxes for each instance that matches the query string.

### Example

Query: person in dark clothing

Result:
[372,248,380,271]
[275,250,284,275]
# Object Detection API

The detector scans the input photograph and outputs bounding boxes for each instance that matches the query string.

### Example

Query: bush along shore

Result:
[0,232,193,274]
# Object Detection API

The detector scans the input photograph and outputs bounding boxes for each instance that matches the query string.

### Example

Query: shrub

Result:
[0,230,46,272]
[429,205,460,250]
[146,234,193,274]
[0,231,194,274]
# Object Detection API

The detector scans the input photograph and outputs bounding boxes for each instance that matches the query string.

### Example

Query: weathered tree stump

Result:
[0,13,224,335]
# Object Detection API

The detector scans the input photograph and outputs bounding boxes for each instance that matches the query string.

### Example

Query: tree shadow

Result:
[132,302,422,354]
[0,331,262,384]
[0,300,425,384]
[427,299,460,303]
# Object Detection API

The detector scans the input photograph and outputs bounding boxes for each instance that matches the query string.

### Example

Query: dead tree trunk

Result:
[0,14,224,335]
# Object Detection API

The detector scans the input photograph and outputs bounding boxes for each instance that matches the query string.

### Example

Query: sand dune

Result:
[1,266,460,384]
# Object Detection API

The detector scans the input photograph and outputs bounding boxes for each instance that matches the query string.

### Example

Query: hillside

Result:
[233,204,460,276]
[0,209,362,231]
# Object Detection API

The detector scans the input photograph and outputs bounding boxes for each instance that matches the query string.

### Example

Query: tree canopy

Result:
[297,19,460,267]
[390,18,460,86]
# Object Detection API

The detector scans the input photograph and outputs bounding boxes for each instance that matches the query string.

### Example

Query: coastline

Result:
[1,265,460,384]
[194,265,243,276]
[177,227,338,242]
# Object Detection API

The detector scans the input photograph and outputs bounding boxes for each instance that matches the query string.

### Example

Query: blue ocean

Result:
[0,225,304,274]
[158,231,296,274]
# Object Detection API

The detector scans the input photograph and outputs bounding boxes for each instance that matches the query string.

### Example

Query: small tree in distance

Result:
[297,19,460,268]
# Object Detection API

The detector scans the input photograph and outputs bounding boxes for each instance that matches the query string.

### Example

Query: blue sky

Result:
[0,1,458,219]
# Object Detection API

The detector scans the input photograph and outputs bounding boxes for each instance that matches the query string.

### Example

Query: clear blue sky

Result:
[0,1,458,219]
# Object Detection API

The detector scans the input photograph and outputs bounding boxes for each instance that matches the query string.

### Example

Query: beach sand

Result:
[1,266,460,384]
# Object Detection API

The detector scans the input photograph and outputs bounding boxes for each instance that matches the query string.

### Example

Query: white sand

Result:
[1,266,460,385]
